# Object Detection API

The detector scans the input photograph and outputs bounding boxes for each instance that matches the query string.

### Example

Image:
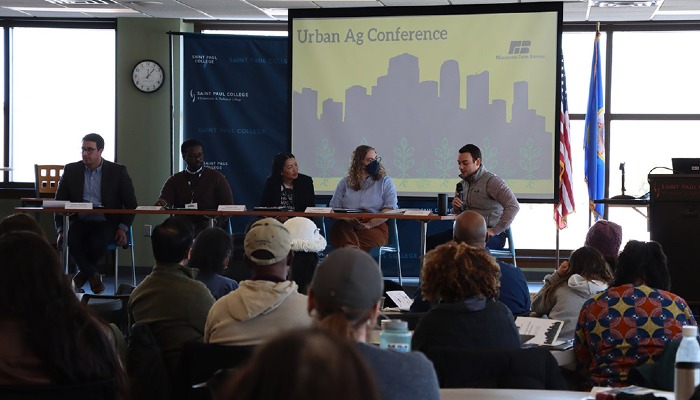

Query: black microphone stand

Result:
[611,162,635,200]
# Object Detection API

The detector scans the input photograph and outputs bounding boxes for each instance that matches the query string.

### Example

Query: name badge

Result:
[136,205,163,210]
[65,202,93,210]
[219,205,246,212]
[305,207,332,213]
[404,209,432,216]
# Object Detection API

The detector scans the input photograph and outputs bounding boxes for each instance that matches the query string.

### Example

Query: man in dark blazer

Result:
[55,133,138,294]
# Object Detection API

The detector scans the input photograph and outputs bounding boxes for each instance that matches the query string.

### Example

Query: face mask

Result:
[365,159,380,176]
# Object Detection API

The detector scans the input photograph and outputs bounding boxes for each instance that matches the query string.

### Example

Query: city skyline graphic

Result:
[292,52,555,197]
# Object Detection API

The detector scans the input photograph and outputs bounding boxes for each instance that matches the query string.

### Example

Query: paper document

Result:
[515,316,564,346]
[386,290,413,311]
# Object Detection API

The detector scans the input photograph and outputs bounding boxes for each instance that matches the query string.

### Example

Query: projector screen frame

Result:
[288,2,563,204]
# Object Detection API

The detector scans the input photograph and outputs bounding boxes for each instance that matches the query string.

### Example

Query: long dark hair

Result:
[269,152,295,183]
[612,240,671,291]
[541,246,613,305]
[188,227,233,275]
[0,232,127,396]
[220,328,380,400]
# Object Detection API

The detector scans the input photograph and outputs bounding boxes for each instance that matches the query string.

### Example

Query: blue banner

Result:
[182,33,289,231]
[584,32,605,219]
[182,33,445,279]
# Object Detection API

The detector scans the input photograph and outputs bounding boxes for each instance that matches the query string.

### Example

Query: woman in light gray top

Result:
[531,246,613,340]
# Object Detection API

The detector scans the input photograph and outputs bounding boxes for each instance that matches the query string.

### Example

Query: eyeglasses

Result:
[185,152,204,159]
[365,156,382,163]
[81,147,98,154]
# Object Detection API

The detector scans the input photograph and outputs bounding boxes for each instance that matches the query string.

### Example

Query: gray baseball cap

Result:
[311,248,384,309]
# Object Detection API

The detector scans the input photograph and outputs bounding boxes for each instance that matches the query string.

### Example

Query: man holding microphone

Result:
[428,143,520,250]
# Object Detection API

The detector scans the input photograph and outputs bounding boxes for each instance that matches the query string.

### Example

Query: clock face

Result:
[132,60,164,93]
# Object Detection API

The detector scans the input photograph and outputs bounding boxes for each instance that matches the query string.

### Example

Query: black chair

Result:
[489,227,517,266]
[127,322,170,400]
[422,346,567,390]
[80,283,135,337]
[174,341,256,400]
[0,379,116,400]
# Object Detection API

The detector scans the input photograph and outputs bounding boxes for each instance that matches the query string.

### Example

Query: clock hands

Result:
[146,68,153,79]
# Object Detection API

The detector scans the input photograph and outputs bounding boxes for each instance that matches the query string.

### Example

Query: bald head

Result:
[453,211,488,248]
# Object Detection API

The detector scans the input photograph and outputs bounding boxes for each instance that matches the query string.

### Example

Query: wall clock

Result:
[132,60,164,93]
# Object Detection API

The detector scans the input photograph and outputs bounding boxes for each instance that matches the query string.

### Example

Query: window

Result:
[612,31,700,114]
[513,28,700,251]
[9,27,115,183]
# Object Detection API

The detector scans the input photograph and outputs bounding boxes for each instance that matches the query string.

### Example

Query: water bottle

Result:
[379,319,412,353]
[675,325,700,400]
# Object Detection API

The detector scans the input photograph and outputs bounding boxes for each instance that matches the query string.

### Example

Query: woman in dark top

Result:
[260,152,316,212]
[412,242,522,352]
[188,227,239,299]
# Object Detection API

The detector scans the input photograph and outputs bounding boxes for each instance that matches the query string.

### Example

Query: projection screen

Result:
[289,3,563,201]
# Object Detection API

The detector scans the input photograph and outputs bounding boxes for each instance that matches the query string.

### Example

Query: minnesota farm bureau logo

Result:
[496,40,545,60]
[508,40,531,55]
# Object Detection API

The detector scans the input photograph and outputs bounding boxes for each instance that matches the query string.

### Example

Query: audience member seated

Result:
[0,213,46,239]
[283,217,327,294]
[259,152,316,214]
[412,242,521,352]
[328,145,398,252]
[574,240,697,389]
[412,210,530,316]
[308,248,440,400]
[205,218,312,345]
[188,227,239,299]
[218,328,380,400]
[423,345,567,390]
[531,246,613,340]
[585,219,622,269]
[0,231,126,398]
[128,216,216,377]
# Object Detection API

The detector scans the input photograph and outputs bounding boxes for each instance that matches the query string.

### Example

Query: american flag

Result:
[555,54,575,229]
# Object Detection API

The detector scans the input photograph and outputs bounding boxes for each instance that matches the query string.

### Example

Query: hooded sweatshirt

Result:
[531,273,608,340]
[204,279,312,345]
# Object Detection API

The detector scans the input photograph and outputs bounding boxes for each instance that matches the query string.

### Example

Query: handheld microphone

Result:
[455,182,463,198]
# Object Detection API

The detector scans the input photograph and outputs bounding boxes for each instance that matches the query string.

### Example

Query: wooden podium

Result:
[649,174,700,307]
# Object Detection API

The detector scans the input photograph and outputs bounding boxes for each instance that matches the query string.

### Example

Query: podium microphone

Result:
[612,162,635,200]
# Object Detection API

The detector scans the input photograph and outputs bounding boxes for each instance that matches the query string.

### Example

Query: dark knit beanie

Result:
[585,220,623,260]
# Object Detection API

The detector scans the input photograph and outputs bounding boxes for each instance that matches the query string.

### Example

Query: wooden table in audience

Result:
[14,206,455,271]
[440,388,591,400]
[439,388,675,400]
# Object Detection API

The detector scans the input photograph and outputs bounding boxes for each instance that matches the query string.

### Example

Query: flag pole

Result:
[555,224,560,268]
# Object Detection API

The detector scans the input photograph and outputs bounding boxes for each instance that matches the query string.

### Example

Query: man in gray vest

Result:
[428,143,519,250]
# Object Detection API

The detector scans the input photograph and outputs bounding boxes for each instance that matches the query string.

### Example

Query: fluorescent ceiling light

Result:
[591,0,656,6]
[656,10,700,15]
[6,6,140,13]
[46,0,116,4]
[262,8,288,19]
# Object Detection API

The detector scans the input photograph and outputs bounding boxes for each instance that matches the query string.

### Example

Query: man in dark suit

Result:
[55,133,138,294]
